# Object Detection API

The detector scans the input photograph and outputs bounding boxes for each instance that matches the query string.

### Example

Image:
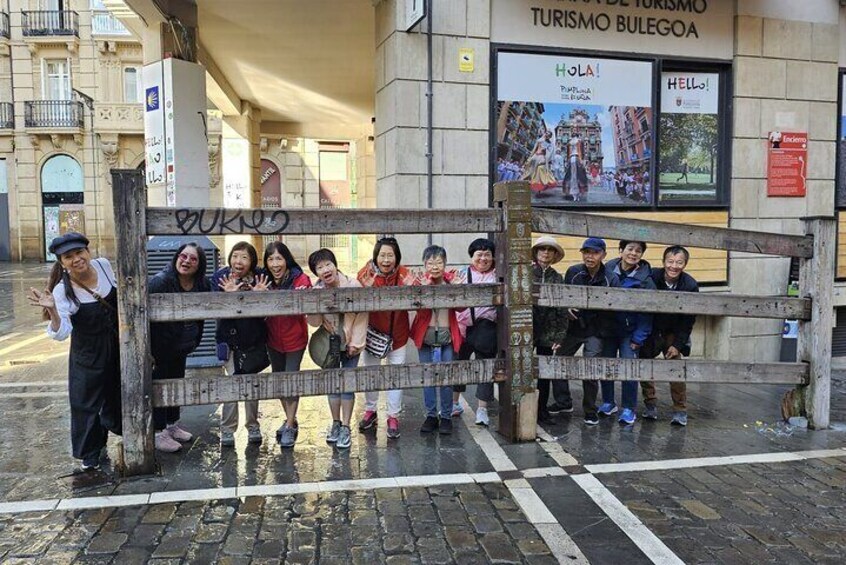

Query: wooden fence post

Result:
[111,169,156,475]
[796,216,836,429]
[493,181,536,441]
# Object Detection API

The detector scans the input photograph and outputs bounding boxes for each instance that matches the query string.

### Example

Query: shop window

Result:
[493,48,730,210]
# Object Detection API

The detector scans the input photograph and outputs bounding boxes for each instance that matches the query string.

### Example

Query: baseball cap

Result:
[580,237,606,252]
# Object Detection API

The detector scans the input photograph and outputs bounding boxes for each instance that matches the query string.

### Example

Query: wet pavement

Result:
[1,261,845,563]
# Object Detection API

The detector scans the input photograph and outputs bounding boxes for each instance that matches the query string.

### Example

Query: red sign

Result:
[766,131,807,197]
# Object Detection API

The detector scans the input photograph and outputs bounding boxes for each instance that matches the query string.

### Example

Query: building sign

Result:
[496,52,653,207]
[143,65,166,190]
[767,131,807,198]
[260,159,282,208]
[658,72,719,202]
[491,0,733,60]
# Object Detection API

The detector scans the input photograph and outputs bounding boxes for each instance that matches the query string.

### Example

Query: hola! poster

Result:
[766,131,807,197]
[496,52,654,207]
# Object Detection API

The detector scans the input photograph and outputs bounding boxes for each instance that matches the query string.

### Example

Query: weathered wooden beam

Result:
[494,181,536,442]
[155,359,501,407]
[111,170,155,476]
[146,207,503,236]
[536,284,811,320]
[537,355,808,385]
[148,284,503,322]
[532,208,814,258]
[797,217,836,429]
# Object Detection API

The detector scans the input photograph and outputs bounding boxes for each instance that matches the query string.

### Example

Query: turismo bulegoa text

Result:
[531,1,707,40]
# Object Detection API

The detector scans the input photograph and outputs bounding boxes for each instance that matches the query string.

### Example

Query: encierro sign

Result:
[491,0,733,60]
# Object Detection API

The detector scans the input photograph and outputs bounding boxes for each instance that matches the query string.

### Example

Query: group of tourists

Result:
[28,228,698,472]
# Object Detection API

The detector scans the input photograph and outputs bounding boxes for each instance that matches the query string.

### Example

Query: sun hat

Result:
[531,236,564,264]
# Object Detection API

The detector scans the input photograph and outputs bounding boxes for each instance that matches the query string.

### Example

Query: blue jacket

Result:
[606,258,654,345]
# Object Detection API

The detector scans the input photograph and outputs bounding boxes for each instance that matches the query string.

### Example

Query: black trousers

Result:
[536,345,573,412]
[152,354,188,430]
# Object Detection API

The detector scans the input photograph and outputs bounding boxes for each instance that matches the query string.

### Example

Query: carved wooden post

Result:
[493,181,536,441]
[112,169,155,475]
[796,216,836,429]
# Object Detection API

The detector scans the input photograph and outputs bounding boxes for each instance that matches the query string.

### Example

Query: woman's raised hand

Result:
[27,287,54,309]
[217,274,242,293]
[252,273,271,292]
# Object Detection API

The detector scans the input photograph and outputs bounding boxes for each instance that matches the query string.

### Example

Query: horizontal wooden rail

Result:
[146,207,503,236]
[536,284,811,320]
[149,284,502,322]
[538,355,808,385]
[154,359,502,407]
[532,209,814,258]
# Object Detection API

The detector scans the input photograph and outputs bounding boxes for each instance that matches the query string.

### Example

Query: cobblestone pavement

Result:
[0,483,559,564]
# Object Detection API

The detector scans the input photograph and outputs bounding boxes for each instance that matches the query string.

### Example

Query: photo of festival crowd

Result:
[495,102,653,206]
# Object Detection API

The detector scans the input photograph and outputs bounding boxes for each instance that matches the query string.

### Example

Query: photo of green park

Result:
[658,113,719,202]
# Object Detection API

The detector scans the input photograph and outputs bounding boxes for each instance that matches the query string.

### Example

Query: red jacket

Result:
[357,262,410,350]
[266,271,312,353]
[409,272,463,353]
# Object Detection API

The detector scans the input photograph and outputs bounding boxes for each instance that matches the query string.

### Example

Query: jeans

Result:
[560,334,603,417]
[535,345,572,412]
[221,344,270,432]
[267,347,305,402]
[419,344,454,419]
[601,336,639,410]
[329,353,360,402]
[152,353,188,430]
[361,345,406,416]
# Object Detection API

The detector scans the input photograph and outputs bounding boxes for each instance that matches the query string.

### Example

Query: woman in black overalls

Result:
[27,232,121,471]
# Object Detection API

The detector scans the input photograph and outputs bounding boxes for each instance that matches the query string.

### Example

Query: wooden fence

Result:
[111,171,834,476]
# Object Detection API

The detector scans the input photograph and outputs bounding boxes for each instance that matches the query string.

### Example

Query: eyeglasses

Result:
[178,253,199,264]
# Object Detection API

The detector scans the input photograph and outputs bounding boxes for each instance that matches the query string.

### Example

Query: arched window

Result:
[41,154,84,259]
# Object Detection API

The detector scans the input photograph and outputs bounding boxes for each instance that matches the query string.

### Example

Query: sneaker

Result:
[584,413,599,426]
[618,408,636,425]
[451,402,464,417]
[386,416,401,439]
[81,457,100,471]
[155,430,182,453]
[247,426,263,444]
[275,421,299,443]
[475,407,490,427]
[598,402,618,416]
[671,411,688,427]
[538,410,557,425]
[326,420,342,444]
[420,416,439,434]
[278,424,298,448]
[548,401,574,414]
[166,423,193,443]
[220,429,235,447]
[359,410,378,431]
[336,425,352,449]
[438,418,453,435]
[643,405,659,420]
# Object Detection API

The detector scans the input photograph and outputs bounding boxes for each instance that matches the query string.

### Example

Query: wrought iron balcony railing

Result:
[91,10,130,36]
[22,10,79,37]
[0,103,13,129]
[24,100,84,129]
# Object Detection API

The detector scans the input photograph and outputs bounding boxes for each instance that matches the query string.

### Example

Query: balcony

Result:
[24,101,84,129]
[0,103,13,129]
[22,10,79,37]
[0,12,9,39]
[91,10,131,36]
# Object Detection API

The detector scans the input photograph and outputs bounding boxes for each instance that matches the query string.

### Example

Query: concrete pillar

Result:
[221,102,262,255]
[728,1,839,361]
[374,0,491,265]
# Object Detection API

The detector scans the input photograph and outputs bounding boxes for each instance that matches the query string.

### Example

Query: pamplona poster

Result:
[658,72,719,202]
[496,52,653,206]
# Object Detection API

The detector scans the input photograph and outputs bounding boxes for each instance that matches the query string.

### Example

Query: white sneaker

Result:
[167,423,193,442]
[247,426,263,444]
[155,430,181,453]
[475,407,490,427]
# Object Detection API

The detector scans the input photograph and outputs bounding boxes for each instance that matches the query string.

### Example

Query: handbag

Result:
[309,325,346,369]
[465,268,498,357]
[366,320,393,359]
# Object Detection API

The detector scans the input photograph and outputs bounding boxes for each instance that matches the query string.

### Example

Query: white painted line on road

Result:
[0,392,66,399]
[56,494,151,511]
[148,487,238,504]
[0,332,22,344]
[458,394,589,565]
[572,473,685,565]
[585,448,846,475]
[536,425,580,465]
[522,466,568,479]
[0,380,66,388]
[0,499,59,514]
[0,333,49,357]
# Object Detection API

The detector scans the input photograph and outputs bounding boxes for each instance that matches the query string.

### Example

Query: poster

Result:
[767,131,807,197]
[658,72,720,203]
[260,159,282,208]
[838,74,846,207]
[496,52,654,206]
